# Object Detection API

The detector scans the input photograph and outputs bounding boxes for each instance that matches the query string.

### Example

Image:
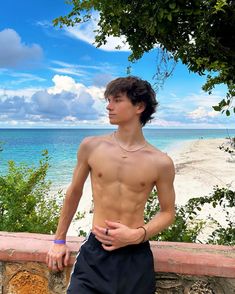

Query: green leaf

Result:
[167,13,172,21]
[226,109,230,116]
[212,105,221,111]
[169,3,176,9]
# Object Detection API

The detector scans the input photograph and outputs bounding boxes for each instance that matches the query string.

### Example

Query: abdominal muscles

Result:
[91,179,153,228]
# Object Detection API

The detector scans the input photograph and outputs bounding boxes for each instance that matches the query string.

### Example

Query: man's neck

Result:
[115,125,145,148]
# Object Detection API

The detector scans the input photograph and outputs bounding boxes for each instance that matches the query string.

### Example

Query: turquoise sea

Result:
[0,128,235,188]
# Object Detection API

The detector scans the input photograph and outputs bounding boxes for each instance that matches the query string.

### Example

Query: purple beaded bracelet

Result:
[54,239,66,245]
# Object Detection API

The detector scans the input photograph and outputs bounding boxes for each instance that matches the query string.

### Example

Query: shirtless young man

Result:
[46,76,175,294]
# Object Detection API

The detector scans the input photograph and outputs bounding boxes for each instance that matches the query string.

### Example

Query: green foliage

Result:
[145,189,205,243]
[218,143,235,154]
[74,210,88,237]
[145,186,235,245]
[0,150,62,233]
[188,186,235,245]
[74,210,86,221]
[78,229,87,237]
[218,137,235,165]
[54,0,235,114]
[210,83,235,115]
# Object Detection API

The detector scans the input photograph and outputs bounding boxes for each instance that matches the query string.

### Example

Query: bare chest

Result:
[88,148,157,188]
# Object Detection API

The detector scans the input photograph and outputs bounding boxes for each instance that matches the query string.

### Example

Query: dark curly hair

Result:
[104,76,158,126]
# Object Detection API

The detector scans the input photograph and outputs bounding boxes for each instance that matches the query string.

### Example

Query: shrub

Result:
[145,186,235,245]
[144,189,205,243]
[0,150,62,234]
[189,186,235,245]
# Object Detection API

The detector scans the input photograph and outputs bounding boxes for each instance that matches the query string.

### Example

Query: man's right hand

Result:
[46,243,70,271]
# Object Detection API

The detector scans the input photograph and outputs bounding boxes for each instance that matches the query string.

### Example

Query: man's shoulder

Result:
[80,134,112,148]
[148,144,174,169]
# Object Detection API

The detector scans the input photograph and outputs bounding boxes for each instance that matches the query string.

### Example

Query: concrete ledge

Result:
[0,231,234,278]
[151,242,235,278]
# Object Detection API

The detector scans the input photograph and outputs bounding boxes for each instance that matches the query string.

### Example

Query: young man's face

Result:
[106,92,143,125]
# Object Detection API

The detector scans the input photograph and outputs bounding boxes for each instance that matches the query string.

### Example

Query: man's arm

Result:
[46,137,91,271]
[143,155,176,240]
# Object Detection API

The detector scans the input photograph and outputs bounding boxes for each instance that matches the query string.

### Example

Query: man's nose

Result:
[106,101,113,111]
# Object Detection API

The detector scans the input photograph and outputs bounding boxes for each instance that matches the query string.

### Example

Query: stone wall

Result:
[0,232,234,294]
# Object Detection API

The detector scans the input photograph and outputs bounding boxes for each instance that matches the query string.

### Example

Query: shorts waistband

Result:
[86,232,150,253]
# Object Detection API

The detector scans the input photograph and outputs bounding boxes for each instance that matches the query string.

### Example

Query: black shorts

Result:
[67,232,155,294]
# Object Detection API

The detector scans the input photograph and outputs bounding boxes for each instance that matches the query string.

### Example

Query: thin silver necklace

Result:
[113,132,147,155]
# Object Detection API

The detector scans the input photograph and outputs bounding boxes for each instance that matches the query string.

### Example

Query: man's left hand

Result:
[92,220,143,251]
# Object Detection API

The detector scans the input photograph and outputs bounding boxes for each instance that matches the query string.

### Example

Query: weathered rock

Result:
[156,273,184,293]
[7,270,49,294]
[5,262,49,294]
[48,268,71,294]
[155,274,235,294]
[188,280,215,294]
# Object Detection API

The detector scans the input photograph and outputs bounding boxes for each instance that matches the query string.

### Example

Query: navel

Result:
[98,172,102,178]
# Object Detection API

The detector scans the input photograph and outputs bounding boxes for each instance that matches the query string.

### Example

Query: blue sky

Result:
[0,0,234,128]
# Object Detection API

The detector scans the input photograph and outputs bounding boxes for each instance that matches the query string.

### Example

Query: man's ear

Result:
[136,102,146,114]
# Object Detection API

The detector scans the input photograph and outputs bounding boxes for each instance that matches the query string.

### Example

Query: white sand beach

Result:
[66,137,235,237]
[169,138,235,205]
[67,176,94,236]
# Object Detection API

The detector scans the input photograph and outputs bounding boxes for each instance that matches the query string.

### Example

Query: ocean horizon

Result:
[1,128,235,189]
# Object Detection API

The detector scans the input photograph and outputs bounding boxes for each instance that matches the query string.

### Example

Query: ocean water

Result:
[0,128,235,188]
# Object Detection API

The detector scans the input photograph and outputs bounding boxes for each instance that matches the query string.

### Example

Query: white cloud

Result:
[49,60,118,85]
[207,110,219,118]
[188,107,208,119]
[0,29,43,68]
[48,75,85,94]
[48,74,107,115]
[0,75,106,125]
[186,91,224,108]
[1,75,233,128]
[9,120,18,126]
[52,60,102,71]
[65,14,130,52]
[0,72,46,87]
[152,88,231,128]
[49,67,86,77]
[8,72,46,82]
[36,20,52,29]
[188,106,220,120]
[63,115,77,122]
[151,117,185,127]
[0,87,43,101]
[86,85,105,100]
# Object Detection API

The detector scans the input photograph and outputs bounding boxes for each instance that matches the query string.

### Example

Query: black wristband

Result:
[137,226,147,243]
